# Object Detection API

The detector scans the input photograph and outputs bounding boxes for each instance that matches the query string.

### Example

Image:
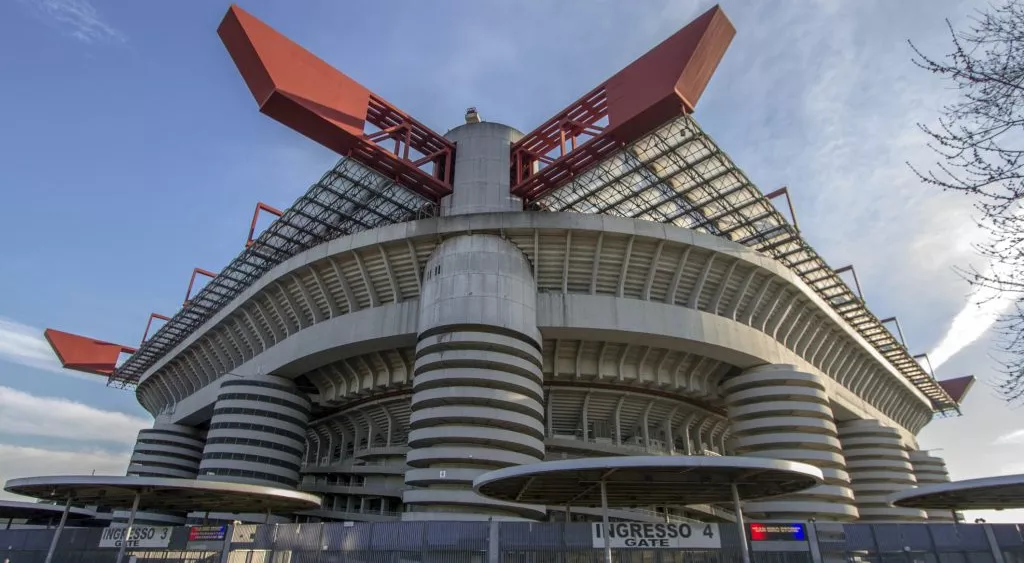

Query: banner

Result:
[98,525,173,549]
[592,522,721,549]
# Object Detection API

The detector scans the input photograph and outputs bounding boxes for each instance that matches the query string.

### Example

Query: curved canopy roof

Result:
[889,474,1024,510]
[0,499,97,523]
[474,455,822,507]
[5,476,321,514]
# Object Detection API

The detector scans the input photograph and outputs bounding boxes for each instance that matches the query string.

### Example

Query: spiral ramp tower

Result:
[38,2,977,527]
[838,420,926,521]
[403,234,547,520]
[198,375,311,488]
[722,365,858,521]
[120,422,206,525]
[127,423,205,480]
[909,451,956,522]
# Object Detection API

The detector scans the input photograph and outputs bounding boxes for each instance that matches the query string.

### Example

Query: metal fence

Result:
[1,521,1022,563]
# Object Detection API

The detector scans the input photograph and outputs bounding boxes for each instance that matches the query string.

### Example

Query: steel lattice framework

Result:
[534,114,958,414]
[110,159,431,386]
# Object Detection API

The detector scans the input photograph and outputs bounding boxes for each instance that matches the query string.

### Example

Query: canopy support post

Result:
[600,480,612,563]
[115,491,141,563]
[731,482,751,563]
[43,494,72,563]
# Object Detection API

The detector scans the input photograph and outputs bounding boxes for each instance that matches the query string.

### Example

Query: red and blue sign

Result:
[749,523,806,542]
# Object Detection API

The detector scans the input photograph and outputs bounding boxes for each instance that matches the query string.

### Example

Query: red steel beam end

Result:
[511,5,735,201]
[43,328,137,378]
[218,4,454,201]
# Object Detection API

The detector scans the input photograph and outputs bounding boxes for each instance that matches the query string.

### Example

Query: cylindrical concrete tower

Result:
[722,365,858,521]
[122,421,205,525]
[440,120,523,217]
[403,232,546,520]
[198,375,311,488]
[401,120,545,520]
[838,419,926,521]
[909,450,955,522]
[127,422,205,479]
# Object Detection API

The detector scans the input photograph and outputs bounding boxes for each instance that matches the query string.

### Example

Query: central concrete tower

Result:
[402,120,547,521]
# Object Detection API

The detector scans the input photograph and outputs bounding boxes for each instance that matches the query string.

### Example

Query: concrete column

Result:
[127,422,205,479]
[908,450,955,522]
[122,420,206,525]
[198,374,311,488]
[722,364,858,521]
[838,419,925,521]
[403,234,546,521]
[440,122,524,216]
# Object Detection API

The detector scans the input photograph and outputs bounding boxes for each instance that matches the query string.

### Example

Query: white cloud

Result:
[0,385,150,445]
[930,208,1024,368]
[994,429,1024,446]
[0,317,68,375]
[17,0,125,44]
[0,444,130,501]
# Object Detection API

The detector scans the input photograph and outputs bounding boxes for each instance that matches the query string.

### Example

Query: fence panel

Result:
[3,520,1024,563]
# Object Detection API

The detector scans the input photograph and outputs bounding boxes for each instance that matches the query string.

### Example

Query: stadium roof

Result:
[532,114,960,414]
[44,3,963,417]
[105,115,961,413]
[108,159,431,387]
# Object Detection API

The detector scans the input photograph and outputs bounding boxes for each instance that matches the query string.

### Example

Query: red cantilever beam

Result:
[43,329,137,377]
[938,375,976,406]
[218,4,454,201]
[511,5,735,201]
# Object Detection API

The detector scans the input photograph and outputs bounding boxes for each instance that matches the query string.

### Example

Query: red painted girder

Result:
[43,329,136,377]
[511,5,736,202]
[938,376,976,406]
[218,5,454,201]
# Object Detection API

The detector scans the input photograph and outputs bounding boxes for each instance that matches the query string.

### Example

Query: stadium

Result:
[37,3,976,528]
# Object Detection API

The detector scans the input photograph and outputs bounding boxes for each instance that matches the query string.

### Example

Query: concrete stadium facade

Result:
[33,4,973,529]
[121,119,956,525]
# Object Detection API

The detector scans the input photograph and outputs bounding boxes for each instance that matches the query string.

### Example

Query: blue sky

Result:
[2,0,1023,521]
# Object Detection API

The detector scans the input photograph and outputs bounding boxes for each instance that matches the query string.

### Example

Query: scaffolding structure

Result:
[535,114,959,415]
[110,158,431,387]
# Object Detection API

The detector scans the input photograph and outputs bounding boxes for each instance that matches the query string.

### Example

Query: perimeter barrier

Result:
[1,520,1023,563]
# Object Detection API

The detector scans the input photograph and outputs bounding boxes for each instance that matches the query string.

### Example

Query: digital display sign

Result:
[188,526,228,542]
[749,523,806,542]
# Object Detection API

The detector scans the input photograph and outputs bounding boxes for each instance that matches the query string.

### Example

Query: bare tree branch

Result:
[911,0,1024,402]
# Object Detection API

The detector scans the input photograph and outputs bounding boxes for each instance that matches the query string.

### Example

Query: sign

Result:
[187,525,229,552]
[99,525,173,549]
[749,523,806,542]
[188,526,227,542]
[592,522,721,549]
